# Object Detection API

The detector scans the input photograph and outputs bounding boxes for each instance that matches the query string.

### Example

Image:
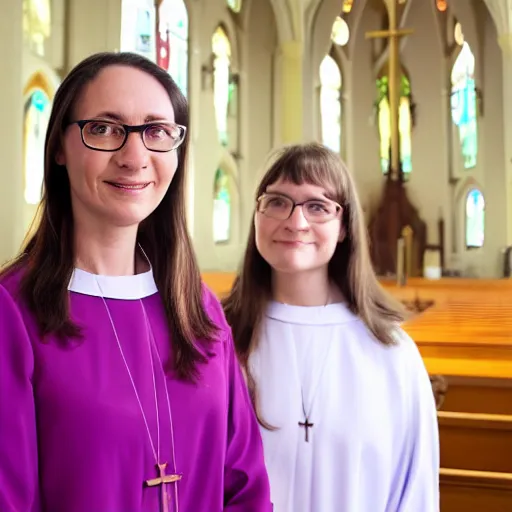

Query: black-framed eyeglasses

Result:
[69,119,187,152]
[257,193,342,223]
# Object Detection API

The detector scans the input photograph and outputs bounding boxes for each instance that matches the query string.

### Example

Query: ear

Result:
[338,225,346,243]
[55,147,65,166]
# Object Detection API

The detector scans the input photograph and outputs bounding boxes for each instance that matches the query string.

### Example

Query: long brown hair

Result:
[222,142,407,422]
[2,52,216,380]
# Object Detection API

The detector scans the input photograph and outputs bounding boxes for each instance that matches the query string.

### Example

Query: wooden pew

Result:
[381,277,512,307]
[202,272,236,298]
[438,411,512,473]
[440,468,512,512]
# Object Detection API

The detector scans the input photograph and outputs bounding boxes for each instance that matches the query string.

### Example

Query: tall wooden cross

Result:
[366,0,414,181]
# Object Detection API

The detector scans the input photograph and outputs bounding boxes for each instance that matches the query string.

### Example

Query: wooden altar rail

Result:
[440,468,512,512]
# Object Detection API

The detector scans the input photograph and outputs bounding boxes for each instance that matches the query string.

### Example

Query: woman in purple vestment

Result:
[0,52,272,512]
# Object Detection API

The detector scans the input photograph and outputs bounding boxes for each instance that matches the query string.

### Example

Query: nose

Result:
[113,132,149,170]
[285,204,309,230]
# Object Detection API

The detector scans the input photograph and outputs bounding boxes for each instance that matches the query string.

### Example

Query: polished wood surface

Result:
[440,468,512,512]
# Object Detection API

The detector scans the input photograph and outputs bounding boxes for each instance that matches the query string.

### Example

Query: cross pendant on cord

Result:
[145,462,182,512]
[298,417,314,442]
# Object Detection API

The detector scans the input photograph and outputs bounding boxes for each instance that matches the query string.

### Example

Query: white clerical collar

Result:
[266,301,356,326]
[68,266,158,300]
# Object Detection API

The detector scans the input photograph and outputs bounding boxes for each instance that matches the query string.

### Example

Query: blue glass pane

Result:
[451,44,478,169]
[465,188,484,248]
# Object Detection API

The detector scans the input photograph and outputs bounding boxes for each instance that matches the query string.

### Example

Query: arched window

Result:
[319,55,342,153]
[158,0,188,95]
[212,26,231,146]
[465,188,484,249]
[120,0,155,60]
[451,41,478,169]
[226,0,242,12]
[24,88,51,205]
[213,168,231,243]
[377,73,413,176]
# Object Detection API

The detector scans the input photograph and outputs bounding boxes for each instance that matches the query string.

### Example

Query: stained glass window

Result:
[465,188,484,248]
[158,0,188,95]
[24,88,51,205]
[377,74,412,175]
[212,26,231,146]
[451,41,478,169]
[213,168,231,243]
[319,55,342,153]
[23,0,51,56]
[120,0,155,60]
[227,0,242,12]
[342,0,354,13]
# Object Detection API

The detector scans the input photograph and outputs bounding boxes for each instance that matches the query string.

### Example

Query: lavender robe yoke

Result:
[0,267,272,512]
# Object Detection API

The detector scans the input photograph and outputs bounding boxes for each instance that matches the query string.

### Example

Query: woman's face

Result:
[254,179,344,275]
[57,65,181,230]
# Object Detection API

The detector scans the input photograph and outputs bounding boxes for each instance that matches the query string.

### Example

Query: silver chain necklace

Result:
[95,277,180,512]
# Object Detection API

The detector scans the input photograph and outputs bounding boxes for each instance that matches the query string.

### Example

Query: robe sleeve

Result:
[392,330,440,512]
[201,286,272,511]
[0,284,41,512]
[223,330,273,511]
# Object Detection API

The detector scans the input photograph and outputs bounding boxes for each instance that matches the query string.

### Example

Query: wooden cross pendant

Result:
[145,462,182,512]
[298,417,314,442]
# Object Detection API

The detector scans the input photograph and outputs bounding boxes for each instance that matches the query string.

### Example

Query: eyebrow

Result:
[90,111,173,123]
[265,190,332,202]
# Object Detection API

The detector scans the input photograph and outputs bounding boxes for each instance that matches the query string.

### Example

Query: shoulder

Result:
[0,266,33,345]
[0,265,25,306]
[201,283,231,341]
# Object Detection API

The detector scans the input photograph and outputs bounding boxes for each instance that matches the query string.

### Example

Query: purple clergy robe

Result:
[0,266,272,512]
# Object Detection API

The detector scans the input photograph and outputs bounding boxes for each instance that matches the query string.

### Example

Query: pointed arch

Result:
[451,41,478,170]
[319,53,342,153]
[23,71,54,205]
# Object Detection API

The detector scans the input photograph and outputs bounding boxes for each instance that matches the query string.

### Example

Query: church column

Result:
[0,0,24,264]
[274,40,304,144]
[497,33,512,245]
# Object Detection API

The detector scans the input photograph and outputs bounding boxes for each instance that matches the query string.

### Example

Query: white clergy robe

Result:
[249,301,440,512]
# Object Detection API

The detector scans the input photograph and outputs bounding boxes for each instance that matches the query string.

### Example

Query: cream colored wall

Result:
[0,0,24,266]
[1,0,509,279]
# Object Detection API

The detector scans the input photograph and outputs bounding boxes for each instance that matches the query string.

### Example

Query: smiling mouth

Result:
[105,182,151,190]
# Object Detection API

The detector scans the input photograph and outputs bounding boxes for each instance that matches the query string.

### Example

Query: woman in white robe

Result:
[223,142,439,512]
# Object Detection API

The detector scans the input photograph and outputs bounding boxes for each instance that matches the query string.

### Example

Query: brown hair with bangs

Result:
[222,142,406,425]
[1,52,216,380]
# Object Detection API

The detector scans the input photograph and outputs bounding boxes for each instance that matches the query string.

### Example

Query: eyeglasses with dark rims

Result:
[68,119,187,152]
[256,193,342,223]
